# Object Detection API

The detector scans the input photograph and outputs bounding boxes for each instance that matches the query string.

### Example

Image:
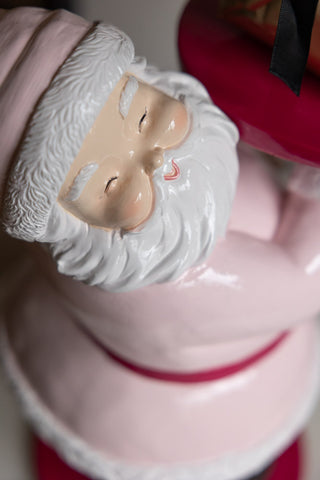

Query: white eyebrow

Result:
[66,163,99,202]
[119,76,139,118]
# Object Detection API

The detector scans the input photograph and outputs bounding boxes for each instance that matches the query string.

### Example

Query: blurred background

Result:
[0,1,320,480]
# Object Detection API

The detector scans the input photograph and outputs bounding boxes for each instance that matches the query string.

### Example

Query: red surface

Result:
[267,437,301,480]
[35,438,89,480]
[178,0,320,168]
[35,436,301,480]
[97,332,288,383]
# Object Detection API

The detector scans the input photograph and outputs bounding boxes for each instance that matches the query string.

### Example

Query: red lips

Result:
[164,159,180,180]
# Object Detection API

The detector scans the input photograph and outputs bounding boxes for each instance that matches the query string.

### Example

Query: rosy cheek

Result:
[120,192,152,229]
[166,103,189,148]
[175,103,189,130]
[123,204,138,221]
[123,194,143,218]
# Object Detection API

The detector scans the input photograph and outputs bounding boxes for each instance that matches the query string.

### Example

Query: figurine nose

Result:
[155,100,189,150]
[143,148,164,175]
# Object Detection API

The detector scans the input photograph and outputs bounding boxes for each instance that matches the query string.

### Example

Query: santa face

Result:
[58,73,189,231]
[44,65,239,292]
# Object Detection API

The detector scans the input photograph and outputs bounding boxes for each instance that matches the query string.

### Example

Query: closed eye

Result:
[139,108,147,133]
[104,176,118,193]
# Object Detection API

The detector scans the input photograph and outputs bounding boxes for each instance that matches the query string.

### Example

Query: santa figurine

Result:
[0,6,320,480]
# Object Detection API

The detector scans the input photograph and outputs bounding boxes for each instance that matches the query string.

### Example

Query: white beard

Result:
[44,64,239,292]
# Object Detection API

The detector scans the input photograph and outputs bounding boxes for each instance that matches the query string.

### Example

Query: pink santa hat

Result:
[0,8,91,198]
[0,7,134,241]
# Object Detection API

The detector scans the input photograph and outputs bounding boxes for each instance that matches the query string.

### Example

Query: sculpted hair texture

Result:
[2,23,134,241]
[43,63,239,292]
[66,164,99,202]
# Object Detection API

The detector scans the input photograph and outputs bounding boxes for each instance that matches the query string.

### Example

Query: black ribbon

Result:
[270,0,319,95]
